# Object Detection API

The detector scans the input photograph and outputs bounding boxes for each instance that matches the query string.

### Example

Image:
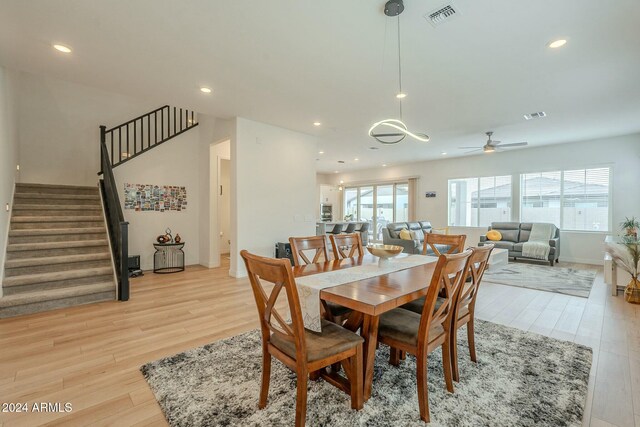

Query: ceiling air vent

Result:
[425,4,459,27]
[524,111,547,120]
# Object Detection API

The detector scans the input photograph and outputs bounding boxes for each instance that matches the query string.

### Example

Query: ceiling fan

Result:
[459,131,528,154]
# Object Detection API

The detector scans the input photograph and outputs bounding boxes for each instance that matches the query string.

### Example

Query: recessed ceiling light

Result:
[354,158,359,161]
[441,152,447,155]
[53,44,72,53]
[313,121,322,126]
[382,164,387,167]
[396,92,407,99]
[548,39,567,49]
[200,87,212,93]
[334,171,339,174]
[318,151,324,154]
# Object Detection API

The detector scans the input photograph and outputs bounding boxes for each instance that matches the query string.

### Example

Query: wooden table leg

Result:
[361,314,380,401]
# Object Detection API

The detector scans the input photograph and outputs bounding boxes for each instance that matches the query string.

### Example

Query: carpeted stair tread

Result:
[3,266,113,288]
[11,216,104,223]
[4,252,111,269]
[14,193,100,200]
[13,204,102,211]
[7,239,108,252]
[0,282,114,309]
[9,227,106,237]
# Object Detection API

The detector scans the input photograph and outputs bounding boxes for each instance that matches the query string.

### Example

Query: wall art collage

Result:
[124,183,187,212]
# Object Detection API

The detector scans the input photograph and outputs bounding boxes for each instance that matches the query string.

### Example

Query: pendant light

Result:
[369,0,429,144]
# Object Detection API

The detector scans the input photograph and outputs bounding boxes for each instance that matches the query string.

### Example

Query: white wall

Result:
[16,71,157,186]
[334,133,640,265]
[112,128,201,271]
[0,65,20,294]
[232,117,317,277]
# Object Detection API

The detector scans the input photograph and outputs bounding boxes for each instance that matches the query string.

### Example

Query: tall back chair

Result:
[240,250,364,427]
[377,249,472,423]
[289,235,330,266]
[450,244,494,382]
[357,222,370,246]
[423,233,467,257]
[330,233,364,260]
[343,223,357,234]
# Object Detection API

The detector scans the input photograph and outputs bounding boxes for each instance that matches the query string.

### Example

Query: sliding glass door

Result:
[344,182,410,242]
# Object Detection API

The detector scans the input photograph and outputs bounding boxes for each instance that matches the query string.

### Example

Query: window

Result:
[520,167,610,231]
[343,182,411,242]
[448,175,512,227]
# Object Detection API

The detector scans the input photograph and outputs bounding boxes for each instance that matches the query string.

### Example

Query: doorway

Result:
[218,158,231,262]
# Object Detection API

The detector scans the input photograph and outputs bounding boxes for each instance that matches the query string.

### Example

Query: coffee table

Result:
[487,247,509,270]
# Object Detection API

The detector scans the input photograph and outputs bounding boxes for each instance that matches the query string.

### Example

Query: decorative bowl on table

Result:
[367,244,403,267]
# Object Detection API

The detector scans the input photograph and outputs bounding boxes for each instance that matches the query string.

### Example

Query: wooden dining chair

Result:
[422,233,467,257]
[240,250,364,427]
[289,235,351,321]
[329,233,364,260]
[289,235,330,266]
[377,249,472,423]
[450,244,494,382]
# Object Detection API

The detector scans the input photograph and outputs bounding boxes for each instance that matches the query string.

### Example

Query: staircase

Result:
[0,183,116,318]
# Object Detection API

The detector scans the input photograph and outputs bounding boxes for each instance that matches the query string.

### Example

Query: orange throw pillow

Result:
[486,230,502,241]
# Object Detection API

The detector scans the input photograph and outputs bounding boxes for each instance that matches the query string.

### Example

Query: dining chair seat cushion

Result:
[378,308,445,347]
[326,301,352,318]
[271,319,363,362]
[401,296,469,319]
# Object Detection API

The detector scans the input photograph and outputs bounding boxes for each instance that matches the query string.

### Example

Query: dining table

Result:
[293,253,439,400]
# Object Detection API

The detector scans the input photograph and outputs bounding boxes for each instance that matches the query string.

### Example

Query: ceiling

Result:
[1,0,639,173]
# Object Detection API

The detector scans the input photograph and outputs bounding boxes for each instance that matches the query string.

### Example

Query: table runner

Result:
[295,255,438,332]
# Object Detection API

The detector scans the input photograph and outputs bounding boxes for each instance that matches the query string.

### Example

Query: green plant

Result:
[620,216,640,232]
[606,238,640,280]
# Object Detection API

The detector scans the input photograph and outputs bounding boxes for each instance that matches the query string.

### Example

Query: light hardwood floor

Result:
[0,260,639,427]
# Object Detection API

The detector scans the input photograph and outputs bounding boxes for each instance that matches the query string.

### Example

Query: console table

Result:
[153,242,185,274]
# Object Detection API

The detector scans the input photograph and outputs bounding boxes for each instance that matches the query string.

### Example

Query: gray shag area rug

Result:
[141,320,592,426]
[482,263,596,298]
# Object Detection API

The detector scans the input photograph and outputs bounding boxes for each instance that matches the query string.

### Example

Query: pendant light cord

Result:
[397,15,403,120]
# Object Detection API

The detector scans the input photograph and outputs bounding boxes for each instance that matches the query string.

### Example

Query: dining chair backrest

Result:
[289,235,330,266]
[344,223,357,234]
[423,233,467,257]
[418,249,472,350]
[358,222,370,233]
[457,244,494,316]
[240,250,306,361]
[330,233,364,260]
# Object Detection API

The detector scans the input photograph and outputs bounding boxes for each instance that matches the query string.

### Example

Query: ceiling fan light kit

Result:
[459,131,529,154]
[369,0,429,145]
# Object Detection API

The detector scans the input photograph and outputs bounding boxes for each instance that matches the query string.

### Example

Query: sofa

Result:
[381,221,460,255]
[479,222,560,266]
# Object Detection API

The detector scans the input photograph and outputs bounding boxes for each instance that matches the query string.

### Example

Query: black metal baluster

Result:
[161,108,164,141]
[191,110,194,126]
[126,124,130,161]
[180,108,183,131]
[154,112,157,146]
[173,107,176,135]
[110,132,114,165]
[134,120,137,157]
[147,114,151,149]
[119,127,122,165]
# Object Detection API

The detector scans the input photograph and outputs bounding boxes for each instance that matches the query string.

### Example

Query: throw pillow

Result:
[486,230,502,241]
[399,229,412,240]
[410,229,425,241]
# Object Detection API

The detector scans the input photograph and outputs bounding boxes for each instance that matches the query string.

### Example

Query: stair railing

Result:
[102,105,198,169]
[99,136,129,301]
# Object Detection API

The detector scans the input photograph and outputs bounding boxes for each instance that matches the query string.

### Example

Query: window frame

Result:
[519,167,612,232]
[447,174,513,227]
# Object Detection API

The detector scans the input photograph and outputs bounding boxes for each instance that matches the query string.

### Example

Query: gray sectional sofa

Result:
[381,221,449,255]
[479,222,560,266]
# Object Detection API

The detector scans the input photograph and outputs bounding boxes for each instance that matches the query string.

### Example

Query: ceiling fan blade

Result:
[499,142,528,148]
[458,146,482,149]
[464,148,484,154]
[491,140,502,145]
